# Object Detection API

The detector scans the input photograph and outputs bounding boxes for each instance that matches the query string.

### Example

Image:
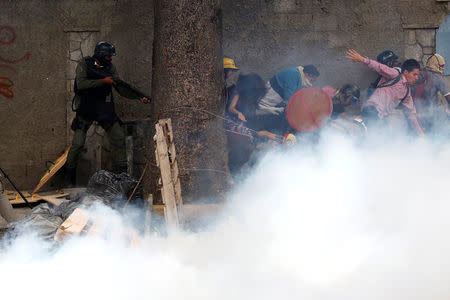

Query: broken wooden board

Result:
[8,191,69,206]
[163,119,183,209]
[39,194,70,206]
[32,146,70,194]
[154,119,180,228]
[54,208,90,243]
[5,190,32,200]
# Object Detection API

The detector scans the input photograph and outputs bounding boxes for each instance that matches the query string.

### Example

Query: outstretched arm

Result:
[346,49,400,79]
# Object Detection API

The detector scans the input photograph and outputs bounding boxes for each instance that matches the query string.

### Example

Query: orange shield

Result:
[286,87,332,132]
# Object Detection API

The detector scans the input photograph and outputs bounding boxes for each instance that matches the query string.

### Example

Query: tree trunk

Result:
[150,0,228,202]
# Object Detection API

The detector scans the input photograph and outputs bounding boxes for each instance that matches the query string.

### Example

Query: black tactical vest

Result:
[74,57,115,121]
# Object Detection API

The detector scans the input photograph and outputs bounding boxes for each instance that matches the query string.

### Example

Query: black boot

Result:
[63,166,76,187]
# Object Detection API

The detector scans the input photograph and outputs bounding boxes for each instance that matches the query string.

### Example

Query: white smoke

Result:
[1,134,449,300]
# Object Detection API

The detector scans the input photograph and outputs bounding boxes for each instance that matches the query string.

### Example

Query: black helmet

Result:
[376,50,398,65]
[94,41,116,57]
[338,84,360,106]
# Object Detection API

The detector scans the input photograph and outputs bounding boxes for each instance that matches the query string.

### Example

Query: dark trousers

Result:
[66,115,126,172]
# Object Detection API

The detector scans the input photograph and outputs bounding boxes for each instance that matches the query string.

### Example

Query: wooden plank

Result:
[160,119,184,223]
[32,146,70,194]
[9,193,69,205]
[6,191,33,201]
[163,119,183,207]
[54,208,90,242]
[154,121,179,228]
[39,194,70,206]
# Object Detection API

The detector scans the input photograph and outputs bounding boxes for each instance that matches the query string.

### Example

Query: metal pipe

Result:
[0,166,32,208]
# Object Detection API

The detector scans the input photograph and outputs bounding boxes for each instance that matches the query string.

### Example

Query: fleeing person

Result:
[228,73,281,141]
[64,41,150,186]
[367,50,401,98]
[223,57,240,108]
[226,73,280,177]
[257,64,320,116]
[412,53,450,131]
[346,49,424,136]
[329,84,361,119]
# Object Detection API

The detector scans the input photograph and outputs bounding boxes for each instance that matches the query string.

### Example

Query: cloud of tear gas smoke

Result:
[1,134,450,300]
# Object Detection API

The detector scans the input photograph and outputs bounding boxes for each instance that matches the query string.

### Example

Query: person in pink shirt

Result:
[346,49,424,136]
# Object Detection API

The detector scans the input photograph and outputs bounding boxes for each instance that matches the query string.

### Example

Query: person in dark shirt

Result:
[331,84,361,118]
[412,53,450,131]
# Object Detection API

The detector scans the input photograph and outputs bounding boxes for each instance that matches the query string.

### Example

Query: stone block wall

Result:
[222,0,448,90]
[0,0,449,189]
[404,27,439,67]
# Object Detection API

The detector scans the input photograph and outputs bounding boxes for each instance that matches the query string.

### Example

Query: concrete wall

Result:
[0,0,153,189]
[0,0,448,189]
[222,0,449,88]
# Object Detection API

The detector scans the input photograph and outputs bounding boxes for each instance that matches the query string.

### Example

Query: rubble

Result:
[4,170,143,243]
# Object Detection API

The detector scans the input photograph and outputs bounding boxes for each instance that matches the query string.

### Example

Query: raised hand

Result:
[346,49,365,63]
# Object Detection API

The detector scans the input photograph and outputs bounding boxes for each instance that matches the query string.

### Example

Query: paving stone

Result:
[404,43,423,61]
[80,32,91,40]
[70,49,82,61]
[66,60,78,77]
[416,29,435,47]
[422,46,434,55]
[80,32,98,57]
[69,40,81,52]
[69,32,82,42]
[406,30,416,45]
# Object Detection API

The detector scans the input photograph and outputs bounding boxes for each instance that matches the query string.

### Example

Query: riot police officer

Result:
[64,41,150,186]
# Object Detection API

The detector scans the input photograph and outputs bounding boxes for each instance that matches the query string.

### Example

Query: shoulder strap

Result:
[378,74,402,88]
[396,86,410,109]
[400,86,410,103]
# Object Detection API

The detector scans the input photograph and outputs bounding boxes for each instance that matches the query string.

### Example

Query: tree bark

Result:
[150,0,228,202]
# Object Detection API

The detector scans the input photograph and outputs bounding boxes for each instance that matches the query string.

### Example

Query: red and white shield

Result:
[286,87,333,132]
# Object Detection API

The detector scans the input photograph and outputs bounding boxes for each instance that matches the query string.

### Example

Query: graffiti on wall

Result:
[0,25,31,99]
